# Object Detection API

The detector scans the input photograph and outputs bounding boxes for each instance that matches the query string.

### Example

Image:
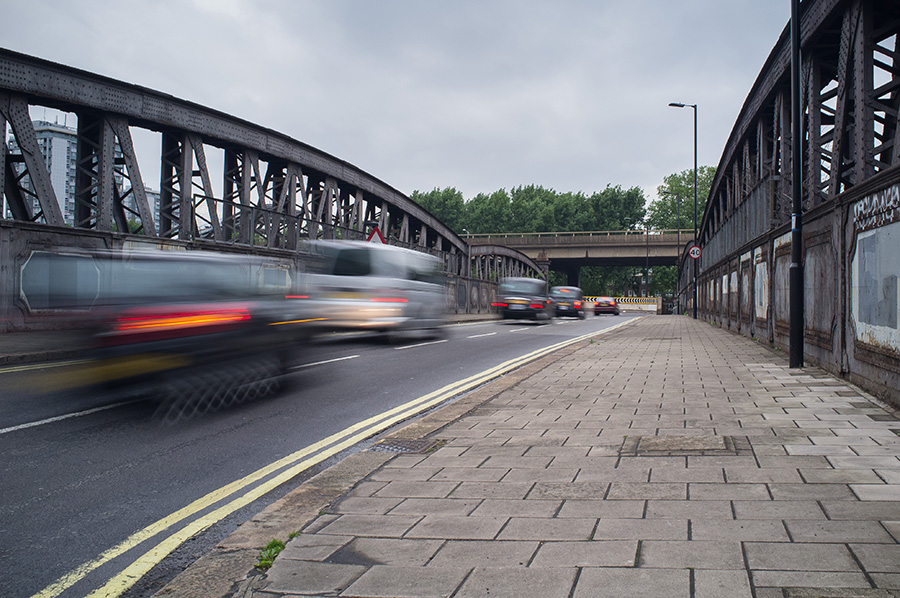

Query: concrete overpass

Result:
[465,229,694,284]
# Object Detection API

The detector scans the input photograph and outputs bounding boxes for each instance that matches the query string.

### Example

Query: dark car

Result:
[594,296,621,315]
[493,277,553,321]
[82,250,316,417]
[550,286,586,319]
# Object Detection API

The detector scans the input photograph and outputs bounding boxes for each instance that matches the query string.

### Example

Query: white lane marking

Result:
[292,355,360,370]
[394,339,449,351]
[508,327,530,332]
[0,400,142,435]
[0,359,91,375]
[467,332,498,339]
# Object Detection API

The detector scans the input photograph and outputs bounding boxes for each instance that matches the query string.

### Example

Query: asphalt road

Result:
[0,314,637,598]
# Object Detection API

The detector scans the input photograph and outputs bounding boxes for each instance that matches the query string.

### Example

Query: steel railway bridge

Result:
[688,0,900,402]
[0,48,539,329]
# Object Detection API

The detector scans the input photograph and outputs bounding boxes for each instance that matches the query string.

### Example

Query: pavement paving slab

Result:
[150,316,900,598]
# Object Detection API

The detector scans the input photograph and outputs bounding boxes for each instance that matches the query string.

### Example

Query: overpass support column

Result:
[535,251,550,280]
[564,265,581,287]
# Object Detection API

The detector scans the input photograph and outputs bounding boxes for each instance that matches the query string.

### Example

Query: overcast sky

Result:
[2,0,790,206]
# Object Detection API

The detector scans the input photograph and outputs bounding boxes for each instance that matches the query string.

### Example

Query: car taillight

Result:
[370,297,409,303]
[574,301,582,308]
[101,303,252,347]
[491,302,507,307]
[529,303,545,309]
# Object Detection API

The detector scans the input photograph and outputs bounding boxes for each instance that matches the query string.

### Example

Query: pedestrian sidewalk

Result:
[170,316,900,598]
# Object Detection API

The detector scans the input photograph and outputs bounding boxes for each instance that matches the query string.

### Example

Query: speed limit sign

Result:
[688,245,702,259]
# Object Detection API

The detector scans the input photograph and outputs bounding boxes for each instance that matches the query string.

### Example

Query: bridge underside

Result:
[546,256,678,269]
[546,256,678,288]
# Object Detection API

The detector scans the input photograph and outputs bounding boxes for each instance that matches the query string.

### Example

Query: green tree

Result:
[645,166,716,230]
[410,187,466,234]
[462,189,515,234]
[649,265,677,296]
[587,185,646,231]
[641,166,716,300]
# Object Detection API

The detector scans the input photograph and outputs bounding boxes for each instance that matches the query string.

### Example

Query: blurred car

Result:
[550,286,586,319]
[83,250,315,410]
[493,277,553,321]
[301,240,447,337]
[594,296,621,315]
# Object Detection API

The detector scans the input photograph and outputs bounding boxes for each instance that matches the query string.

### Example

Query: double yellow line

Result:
[34,318,637,598]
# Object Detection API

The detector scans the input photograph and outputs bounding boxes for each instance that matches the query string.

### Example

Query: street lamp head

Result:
[668,102,685,107]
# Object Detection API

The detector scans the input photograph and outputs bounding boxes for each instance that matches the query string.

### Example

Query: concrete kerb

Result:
[152,333,603,597]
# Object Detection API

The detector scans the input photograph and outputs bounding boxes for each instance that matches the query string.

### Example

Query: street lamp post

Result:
[645,224,650,297]
[668,101,698,319]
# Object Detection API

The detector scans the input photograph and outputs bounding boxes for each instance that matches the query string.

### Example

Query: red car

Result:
[594,296,621,315]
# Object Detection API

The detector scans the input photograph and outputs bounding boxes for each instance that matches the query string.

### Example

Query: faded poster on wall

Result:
[754,248,768,320]
[851,183,900,352]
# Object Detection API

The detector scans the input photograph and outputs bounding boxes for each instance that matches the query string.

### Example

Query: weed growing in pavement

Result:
[256,538,287,570]
[289,530,300,539]
[425,440,447,453]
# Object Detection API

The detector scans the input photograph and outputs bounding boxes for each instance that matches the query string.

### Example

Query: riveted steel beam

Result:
[0,92,63,226]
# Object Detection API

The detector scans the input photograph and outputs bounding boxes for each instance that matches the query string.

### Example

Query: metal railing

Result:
[463,229,694,241]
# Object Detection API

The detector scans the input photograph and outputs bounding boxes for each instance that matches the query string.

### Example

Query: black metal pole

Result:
[668,101,699,319]
[692,104,698,320]
[789,0,804,367]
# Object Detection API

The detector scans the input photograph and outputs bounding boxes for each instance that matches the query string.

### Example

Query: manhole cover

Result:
[620,435,750,456]
[369,438,443,454]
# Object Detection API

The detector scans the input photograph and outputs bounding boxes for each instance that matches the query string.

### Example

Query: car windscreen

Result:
[550,288,581,299]
[499,280,546,296]
[309,246,373,277]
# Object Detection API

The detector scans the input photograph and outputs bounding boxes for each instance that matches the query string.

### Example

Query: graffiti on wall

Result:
[851,185,900,353]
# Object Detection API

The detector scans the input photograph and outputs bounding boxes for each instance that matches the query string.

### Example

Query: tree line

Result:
[410,166,715,297]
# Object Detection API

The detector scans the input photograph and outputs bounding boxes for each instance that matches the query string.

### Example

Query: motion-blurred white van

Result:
[302,241,447,337]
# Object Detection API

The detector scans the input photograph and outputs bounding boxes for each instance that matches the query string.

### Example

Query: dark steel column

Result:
[692,106,698,320]
[790,0,805,367]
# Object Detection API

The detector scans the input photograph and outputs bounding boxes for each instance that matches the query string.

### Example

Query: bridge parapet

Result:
[465,229,693,246]
[464,229,693,270]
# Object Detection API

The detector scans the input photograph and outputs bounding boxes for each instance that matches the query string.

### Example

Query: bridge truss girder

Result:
[0,49,535,279]
[700,0,900,268]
